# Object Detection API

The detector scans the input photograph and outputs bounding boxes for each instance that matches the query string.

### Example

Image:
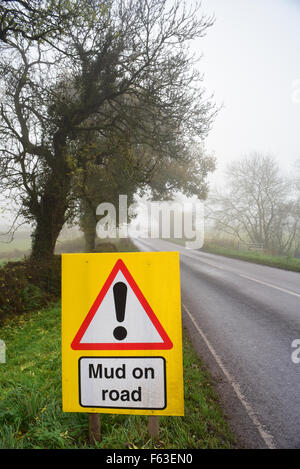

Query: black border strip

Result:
[78,356,167,410]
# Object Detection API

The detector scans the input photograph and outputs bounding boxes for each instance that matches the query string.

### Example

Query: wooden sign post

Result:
[148,416,159,440]
[88,413,101,443]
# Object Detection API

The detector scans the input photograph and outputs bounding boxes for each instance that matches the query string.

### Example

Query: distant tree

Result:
[74,130,154,252]
[76,138,215,251]
[148,145,215,201]
[208,153,300,254]
[268,199,300,254]
[0,0,215,260]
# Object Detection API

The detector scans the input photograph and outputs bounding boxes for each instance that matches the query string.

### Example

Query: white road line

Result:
[182,302,277,449]
[136,238,300,298]
[177,250,300,299]
[238,274,300,299]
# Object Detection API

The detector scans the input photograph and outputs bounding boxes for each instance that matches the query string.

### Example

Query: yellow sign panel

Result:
[61,251,184,416]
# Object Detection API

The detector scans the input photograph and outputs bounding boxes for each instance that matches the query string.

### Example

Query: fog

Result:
[198,0,300,186]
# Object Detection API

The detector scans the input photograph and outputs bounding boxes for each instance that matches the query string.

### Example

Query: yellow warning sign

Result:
[61,251,184,416]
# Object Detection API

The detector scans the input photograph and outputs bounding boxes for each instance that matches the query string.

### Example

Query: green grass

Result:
[0,303,236,449]
[202,245,300,272]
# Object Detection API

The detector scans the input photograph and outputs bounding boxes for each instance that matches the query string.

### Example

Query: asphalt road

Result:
[132,237,300,449]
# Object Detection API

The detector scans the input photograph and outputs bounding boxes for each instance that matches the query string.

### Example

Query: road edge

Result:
[182,303,276,450]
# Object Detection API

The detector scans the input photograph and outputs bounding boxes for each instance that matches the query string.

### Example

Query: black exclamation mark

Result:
[113,282,127,340]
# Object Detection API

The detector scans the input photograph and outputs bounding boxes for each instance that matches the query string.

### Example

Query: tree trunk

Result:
[31,211,65,260]
[30,171,70,261]
[80,200,98,253]
[84,228,96,253]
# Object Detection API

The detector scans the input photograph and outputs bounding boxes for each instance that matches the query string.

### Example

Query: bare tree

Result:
[0,0,215,260]
[207,153,300,254]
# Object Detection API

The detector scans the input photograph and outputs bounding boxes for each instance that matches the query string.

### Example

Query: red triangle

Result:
[71,259,173,350]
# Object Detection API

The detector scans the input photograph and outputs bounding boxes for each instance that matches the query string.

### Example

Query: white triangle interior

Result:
[80,270,163,344]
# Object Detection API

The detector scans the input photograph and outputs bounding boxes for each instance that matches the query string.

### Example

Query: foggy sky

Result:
[196,0,300,186]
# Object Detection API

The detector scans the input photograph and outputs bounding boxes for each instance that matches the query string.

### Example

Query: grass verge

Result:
[165,238,300,273]
[0,303,236,449]
[202,245,300,272]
